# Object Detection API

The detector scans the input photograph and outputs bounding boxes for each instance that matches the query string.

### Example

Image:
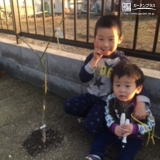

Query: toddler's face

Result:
[113,75,142,103]
[95,27,122,56]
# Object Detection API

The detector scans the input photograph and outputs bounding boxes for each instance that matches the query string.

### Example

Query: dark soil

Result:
[22,128,63,158]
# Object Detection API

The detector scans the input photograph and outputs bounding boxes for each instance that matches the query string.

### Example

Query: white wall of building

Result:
[0,0,43,12]
[0,0,10,6]
[0,0,35,7]
[0,0,69,14]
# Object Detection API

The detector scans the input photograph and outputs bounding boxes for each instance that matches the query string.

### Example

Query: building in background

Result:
[0,0,79,15]
[0,0,133,16]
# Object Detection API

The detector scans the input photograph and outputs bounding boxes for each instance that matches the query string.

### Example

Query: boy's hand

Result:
[133,102,149,120]
[89,40,103,68]
[93,40,104,60]
[114,125,123,137]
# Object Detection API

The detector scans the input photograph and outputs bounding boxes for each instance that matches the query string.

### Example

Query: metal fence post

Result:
[111,0,116,12]
[10,0,21,44]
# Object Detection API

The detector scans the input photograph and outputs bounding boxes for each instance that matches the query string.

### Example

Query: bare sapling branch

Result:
[0,7,65,144]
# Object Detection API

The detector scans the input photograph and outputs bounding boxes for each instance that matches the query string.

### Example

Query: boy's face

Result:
[113,75,142,103]
[94,27,123,56]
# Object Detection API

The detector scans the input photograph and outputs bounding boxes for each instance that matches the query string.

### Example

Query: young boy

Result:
[86,62,155,160]
[63,15,150,159]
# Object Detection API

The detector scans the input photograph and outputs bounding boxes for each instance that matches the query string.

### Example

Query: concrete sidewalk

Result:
[0,74,160,160]
[0,74,91,160]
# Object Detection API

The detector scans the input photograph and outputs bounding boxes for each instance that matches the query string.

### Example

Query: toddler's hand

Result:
[114,125,123,137]
[121,124,133,137]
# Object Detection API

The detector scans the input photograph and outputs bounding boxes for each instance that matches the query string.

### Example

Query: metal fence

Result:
[0,0,160,60]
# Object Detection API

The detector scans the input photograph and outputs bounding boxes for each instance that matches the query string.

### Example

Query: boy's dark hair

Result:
[94,15,122,37]
[110,61,145,87]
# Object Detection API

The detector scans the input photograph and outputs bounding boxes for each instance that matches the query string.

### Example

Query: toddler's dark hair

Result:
[110,61,145,87]
[94,15,122,37]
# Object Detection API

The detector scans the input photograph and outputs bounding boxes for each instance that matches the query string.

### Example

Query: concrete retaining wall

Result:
[0,38,160,135]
